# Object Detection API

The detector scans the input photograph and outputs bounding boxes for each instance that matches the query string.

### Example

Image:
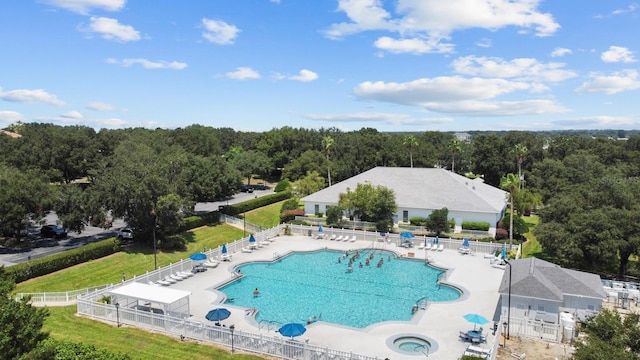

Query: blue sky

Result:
[0,0,639,132]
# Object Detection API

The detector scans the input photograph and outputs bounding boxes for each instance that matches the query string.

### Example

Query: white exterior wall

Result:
[500,294,562,323]
[561,295,603,313]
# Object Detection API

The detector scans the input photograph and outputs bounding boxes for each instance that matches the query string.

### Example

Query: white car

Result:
[117,227,134,240]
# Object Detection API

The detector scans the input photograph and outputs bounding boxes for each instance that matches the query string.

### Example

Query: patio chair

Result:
[204,259,219,268]
[349,236,356,242]
[156,279,171,286]
[329,234,336,240]
[164,276,178,284]
[424,243,432,250]
[417,242,425,250]
[178,271,194,278]
[511,352,526,359]
[438,244,444,251]
[172,272,188,280]
[335,235,344,241]
[241,247,253,253]
[431,244,439,251]
[148,281,160,287]
[459,331,471,342]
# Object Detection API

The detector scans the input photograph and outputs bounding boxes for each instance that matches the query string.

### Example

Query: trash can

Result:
[563,326,574,342]
[308,230,312,237]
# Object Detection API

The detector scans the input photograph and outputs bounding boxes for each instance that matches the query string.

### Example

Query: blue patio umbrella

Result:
[318,225,324,233]
[249,234,256,243]
[222,244,228,254]
[501,246,507,259]
[400,231,414,239]
[463,313,489,330]
[435,236,439,245]
[278,323,306,338]
[190,252,207,261]
[206,308,231,322]
[462,238,470,248]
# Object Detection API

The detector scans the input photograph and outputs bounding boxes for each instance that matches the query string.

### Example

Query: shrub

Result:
[326,205,343,226]
[280,209,305,223]
[222,191,292,216]
[409,217,428,226]
[178,211,220,233]
[274,179,291,193]
[495,228,508,240]
[8,238,121,283]
[280,198,301,212]
[315,212,323,217]
[461,221,490,231]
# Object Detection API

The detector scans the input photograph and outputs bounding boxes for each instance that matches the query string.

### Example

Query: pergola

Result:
[109,282,191,319]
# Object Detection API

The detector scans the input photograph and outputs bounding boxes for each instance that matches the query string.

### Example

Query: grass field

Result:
[16,224,244,293]
[521,214,542,258]
[44,306,262,360]
[244,200,283,229]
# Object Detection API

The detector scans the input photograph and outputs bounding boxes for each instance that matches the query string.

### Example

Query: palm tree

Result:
[500,173,520,250]
[322,136,334,186]
[403,135,418,168]
[511,144,528,189]
[448,138,461,173]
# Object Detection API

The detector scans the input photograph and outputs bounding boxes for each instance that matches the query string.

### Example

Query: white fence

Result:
[503,316,563,343]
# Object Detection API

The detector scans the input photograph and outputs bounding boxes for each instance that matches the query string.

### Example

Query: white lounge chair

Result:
[431,243,439,251]
[156,279,171,286]
[349,236,356,242]
[329,234,336,241]
[163,276,177,284]
[148,281,160,287]
[424,243,432,250]
[438,244,444,251]
[417,242,425,250]
[173,272,188,280]
[260,240,270,246]
[335,235,344,241]
[178,271,194,278]
[204,259,219,268]
[241,247,253,253]
[221,253,233,261]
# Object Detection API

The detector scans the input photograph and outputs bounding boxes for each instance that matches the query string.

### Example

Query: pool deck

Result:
[169,235,504,360]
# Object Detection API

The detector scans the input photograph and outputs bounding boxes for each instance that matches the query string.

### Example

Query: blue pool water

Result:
[219,249,460,328]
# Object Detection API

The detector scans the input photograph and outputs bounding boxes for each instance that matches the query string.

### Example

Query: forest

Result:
[2,122,640,280]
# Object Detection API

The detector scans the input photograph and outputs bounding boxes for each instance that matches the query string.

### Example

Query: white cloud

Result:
[274,69,318,82]
[42,0,125,14]
[353,76,569,116]
[61,110,83,119]
[270,0,281,3]
[374,36,454,54]
[601,46,636,63]
[576,69,640,94]
[552,116,637,128]
[305,112,452,125]
[86,101,116,111]
[0,110,23,122]
[202,19,240,45]
[475,38,492,48]
[107,58,187,69]
[451,56,577,82]
[325,0,559,53]
[0,87,65,106]
[35,115,127,127]
[85,17,141,42]
[225,67,260,80]
[551,47,572,57]
[595,4,639,18]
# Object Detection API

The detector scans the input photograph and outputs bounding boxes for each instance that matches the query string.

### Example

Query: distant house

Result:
[301,167,507,235]
[498,258,606,324]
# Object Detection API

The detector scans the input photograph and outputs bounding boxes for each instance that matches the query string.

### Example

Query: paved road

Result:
[0,189,274,267]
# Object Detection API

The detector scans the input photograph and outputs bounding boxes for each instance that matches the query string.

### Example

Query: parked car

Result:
[40,225,67,239]
[240,185,254,193]
[117,227,134,240]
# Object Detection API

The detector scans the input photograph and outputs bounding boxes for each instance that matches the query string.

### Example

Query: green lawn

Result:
[44,306,262,360]
[16,223,244,293]
[521,214,542,258]
[244,200,284,229]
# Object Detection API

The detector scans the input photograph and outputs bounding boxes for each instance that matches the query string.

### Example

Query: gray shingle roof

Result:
[498,258,607,301]
[301,167,507,213]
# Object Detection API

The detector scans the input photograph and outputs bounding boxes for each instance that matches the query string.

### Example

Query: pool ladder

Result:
[416,296,428,310]
[273,252,282,261]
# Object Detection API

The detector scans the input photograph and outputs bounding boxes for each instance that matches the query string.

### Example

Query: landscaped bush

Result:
[8,238,121,283]
[495,227,508,240]
[280,198,300,213]
[409,217,428,226]
[222,191,292,216]
[326,205,343,226]
[461,221,490,231]
[178,211,220,233]
[280,209,304,223]
[274,179,291,193]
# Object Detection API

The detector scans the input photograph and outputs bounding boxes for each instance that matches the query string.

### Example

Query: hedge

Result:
[221,191,292,216]
[178,211,220,233]
[461,221,490,231]
[8,238,121,283]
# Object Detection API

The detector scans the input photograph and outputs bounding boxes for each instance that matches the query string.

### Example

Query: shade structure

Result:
[463,313,489,330]
[190,252,207,261]
[249,234,256,243]
[462,238,470,247]
[318,225,323,233]
[206,308,231,322]
[278,323,306,338]
[222,244,228,254]
[400,231,414,239]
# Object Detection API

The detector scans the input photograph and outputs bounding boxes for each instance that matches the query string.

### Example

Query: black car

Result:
[240,185,254,193]
[40,225,67,239]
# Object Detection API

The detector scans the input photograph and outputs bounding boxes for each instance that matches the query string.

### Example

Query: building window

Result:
[314,204,319,214]
[537,305,545,313]
[587,304,595,311]
[403,210,409,222]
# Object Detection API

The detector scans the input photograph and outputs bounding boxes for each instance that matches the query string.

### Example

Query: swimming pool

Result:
[219,249,460,328]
